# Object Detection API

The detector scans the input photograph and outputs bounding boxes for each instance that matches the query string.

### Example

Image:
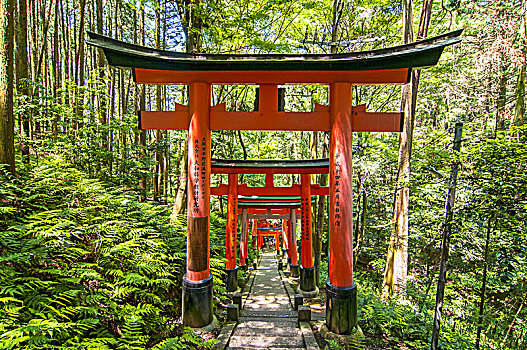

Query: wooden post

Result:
[225,173,238,292]
[282,219,289,260]
[325,82,357,334]
[289,208,299,277]
[252,219,257,249]
[182,82,213,328]
[300,174,316,295]
[240,208,248,270]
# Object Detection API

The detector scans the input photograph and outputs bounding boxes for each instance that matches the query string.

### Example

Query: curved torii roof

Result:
[86,30,462,85]
[211,158,329,174]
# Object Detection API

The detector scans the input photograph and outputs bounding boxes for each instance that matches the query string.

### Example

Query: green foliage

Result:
[0,158,218,349]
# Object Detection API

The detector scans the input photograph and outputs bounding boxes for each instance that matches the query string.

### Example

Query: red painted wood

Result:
[140,111,188,130]
[134,68,410,85]
[226,174,238,270]
[251,219,257,249]
[282,219,289,250]
[329,83,354,288]
[186,82,211,282]
[300,175,314,269]
[259,84,278,111]
[139,109,402,132]
[211,184,329,196]
[239,209,248,265]
[289,209,298,266]
[210,111,330,131]
[242,208,291,214]
[212,167,328,175]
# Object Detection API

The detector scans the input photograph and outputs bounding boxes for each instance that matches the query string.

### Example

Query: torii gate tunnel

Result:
[211,158,329,294]
[88,29,462,335]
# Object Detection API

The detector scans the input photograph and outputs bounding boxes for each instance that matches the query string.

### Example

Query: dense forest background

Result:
[0,0,526,349]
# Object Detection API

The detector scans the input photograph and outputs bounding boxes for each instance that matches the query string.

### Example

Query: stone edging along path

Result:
[213,252,320,350]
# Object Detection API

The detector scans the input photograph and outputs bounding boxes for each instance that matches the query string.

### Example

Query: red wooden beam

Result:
[139,105,401,132]
[133,68,411,85]
[240,208,290,214]
[211,184,329,196]
[210,111,330,131]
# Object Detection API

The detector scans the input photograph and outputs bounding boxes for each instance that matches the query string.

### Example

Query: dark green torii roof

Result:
[221,195,318,202]
[86,30,463,72]
[211,158,329,170]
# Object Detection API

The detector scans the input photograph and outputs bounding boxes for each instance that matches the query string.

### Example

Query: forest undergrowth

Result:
[0,157,228,349]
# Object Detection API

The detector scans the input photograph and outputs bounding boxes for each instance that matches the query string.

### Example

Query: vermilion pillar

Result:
[282,219,289,260]
[300,174,316,295]
[182,82,213,328]
[251,219,257,249]
[289,209,299,278]
[326,82,357,334]
[225,173,238,292]
[240,208,248,270]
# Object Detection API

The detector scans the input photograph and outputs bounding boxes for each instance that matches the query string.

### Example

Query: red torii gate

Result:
[88,29,462,334]
[211,159,328,293]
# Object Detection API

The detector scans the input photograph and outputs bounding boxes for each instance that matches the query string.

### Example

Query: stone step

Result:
[232,326,301,337]
[227,348,305,350]
[241,310,296,318]
[228,335,304,348]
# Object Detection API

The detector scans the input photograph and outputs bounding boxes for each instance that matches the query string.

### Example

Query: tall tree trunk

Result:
[154,2,163,201]
[513,1,526,127]
[0,0,15,173]
[382,0,433,297]
[137,1,147,199]
[52,0,60,129]
[96,0,108,149]
[16,0,30,164]
[75,0,87,131]
[430,123,463,350]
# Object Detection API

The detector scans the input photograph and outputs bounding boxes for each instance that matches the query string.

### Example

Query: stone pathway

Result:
[226,252,309,350]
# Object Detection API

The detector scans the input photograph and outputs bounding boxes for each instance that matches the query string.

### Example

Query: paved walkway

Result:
[226,252,307,350]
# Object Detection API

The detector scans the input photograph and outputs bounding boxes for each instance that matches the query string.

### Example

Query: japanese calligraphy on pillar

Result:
[192,137,207,214]
[301,197,310,242]
[334,152,342,227]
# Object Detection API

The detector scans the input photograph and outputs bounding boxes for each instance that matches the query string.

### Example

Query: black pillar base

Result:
[325,280,357,335]
[282,248,289,258]
[182,274,214,328]
[290,264,299,278]
[245,257,249,266]
[225,267,238,292]
[300,266,316,292]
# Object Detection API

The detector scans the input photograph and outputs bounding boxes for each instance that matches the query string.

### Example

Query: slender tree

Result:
[382,0,433,297]
[16,0,31,163]
[0,0,15,173]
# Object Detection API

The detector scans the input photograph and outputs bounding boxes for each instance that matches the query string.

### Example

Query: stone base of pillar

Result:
[320,324,363,348]
[325,280,358,335]
[240,263,248,272]
[290,264,299,278]
[225,267,238,292]
[182,274,214,328]
[300,266,318,297]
